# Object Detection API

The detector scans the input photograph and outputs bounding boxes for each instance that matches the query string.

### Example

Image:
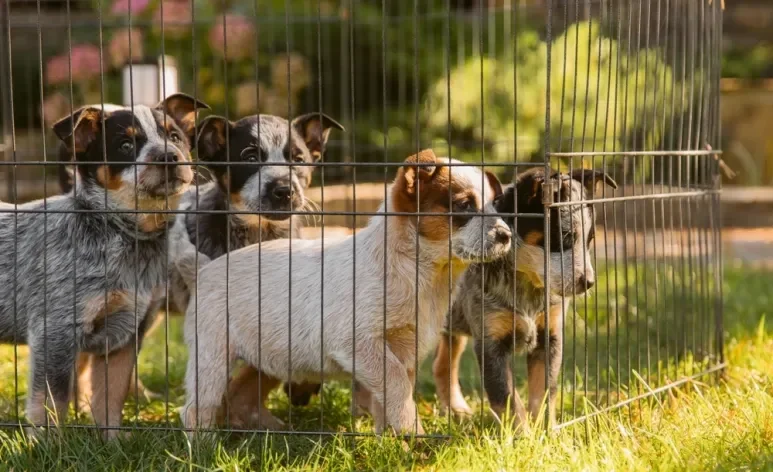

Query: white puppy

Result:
[181,149,512,434]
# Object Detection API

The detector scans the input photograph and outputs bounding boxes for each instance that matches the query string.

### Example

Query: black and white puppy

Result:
[0,94,209,438]
[433,167,617,429]
[168,112,344,428]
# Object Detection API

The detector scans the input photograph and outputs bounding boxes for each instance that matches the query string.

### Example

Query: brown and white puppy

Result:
[433,167,617,429]
[168,112,343,428]
[0,94,208,439]
[179,150,512,434]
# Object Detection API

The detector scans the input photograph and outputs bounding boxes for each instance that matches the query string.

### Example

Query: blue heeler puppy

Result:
[433,167,617,431]
[168,112,344,428]
[0,94,209,438]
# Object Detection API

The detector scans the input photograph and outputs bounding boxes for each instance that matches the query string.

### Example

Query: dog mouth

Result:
[143,165,193,197]
[146,179,190,198]
[245,195,306,221]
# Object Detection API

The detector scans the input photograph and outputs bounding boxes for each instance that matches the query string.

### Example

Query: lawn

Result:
[0,262,771,471]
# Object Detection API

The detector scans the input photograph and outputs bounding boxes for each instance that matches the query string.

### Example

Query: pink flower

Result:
[45,44,102,85]
[45,55,70,85]
[108,28,144,69]
[69,44,103,82]
[152,0,192,39]
[111,0,150,15]
[209,14,256,61]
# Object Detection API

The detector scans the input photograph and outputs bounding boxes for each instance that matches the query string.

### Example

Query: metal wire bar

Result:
[0,0,725,441]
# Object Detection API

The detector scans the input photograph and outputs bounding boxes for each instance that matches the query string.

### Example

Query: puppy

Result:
[53,102,158,414]
[168,112,344,428]
[180,150,512,434]
[0,94,208,438]
[433,167,617,429]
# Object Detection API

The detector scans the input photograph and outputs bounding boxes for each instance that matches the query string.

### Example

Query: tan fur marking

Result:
[486,312,517,341]
[90,344,136,439]
[95,165,124,191]
[125,126,137,138]
[535,305,563,335]
[432,334,472,416]
[385,325,417,365]
[82,290,134,325]
[393,159,481,242]
[74,353,93,414]
[524,230,544,246]
[528,304,563,425]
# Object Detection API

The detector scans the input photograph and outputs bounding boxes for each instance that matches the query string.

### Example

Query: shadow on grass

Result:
[0,262,770,470]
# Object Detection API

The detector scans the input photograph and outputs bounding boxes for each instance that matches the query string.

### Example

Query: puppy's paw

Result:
[447,395,474,418]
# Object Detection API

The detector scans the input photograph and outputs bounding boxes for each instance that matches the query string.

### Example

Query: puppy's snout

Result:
[494,225,511,245]
[576,275,595,292]
[271,184,293,203]
[155,152,179,163]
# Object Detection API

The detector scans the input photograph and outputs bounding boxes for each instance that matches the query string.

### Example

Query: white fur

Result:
[181,158,511,434]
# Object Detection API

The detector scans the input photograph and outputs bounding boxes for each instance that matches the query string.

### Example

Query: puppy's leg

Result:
[181,333,233,433]
[90,343,136,440]
[26,332,76,429]
[527,314,563,426]
[74,353,93,415]
[345,343,420,435]
[353,381,373,418]
[433,333,473,416]
[473,338,527,429]
[223,366,284,430]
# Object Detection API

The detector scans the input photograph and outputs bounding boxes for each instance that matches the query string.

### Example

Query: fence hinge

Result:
[541,182,554,205]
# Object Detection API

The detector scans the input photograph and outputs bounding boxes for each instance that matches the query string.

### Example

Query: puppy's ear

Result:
[156,93,211,147]
[196,115,232,162]
[485,170,504,200]
[52,106,105,153]
[494,184,516,213]
[515,168,548,205]
[570,168,618,194]
[291,112,345,162]
[401,149,439,195]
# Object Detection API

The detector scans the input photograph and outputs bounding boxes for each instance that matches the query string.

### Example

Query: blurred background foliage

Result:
[5,0,717,185]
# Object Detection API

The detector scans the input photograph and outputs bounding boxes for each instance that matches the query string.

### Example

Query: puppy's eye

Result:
[292,155,305,164]
[169,132,182,144]
[120,141,134,153]
[453,199,477,213]
[240,148,262,163]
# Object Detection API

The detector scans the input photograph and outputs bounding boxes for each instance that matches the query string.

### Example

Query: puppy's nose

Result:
[494,226,512,245]
[576,275,595,292]
[155,152,179,163]
[272,185,293,202]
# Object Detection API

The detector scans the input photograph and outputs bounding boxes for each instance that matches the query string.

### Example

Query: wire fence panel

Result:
[0,0,722,442]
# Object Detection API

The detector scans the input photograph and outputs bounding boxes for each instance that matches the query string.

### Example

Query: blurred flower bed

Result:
[15,1,703,185]
[42,0,315,126]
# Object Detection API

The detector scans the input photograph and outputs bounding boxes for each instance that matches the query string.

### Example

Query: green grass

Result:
[1,262,772,471]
